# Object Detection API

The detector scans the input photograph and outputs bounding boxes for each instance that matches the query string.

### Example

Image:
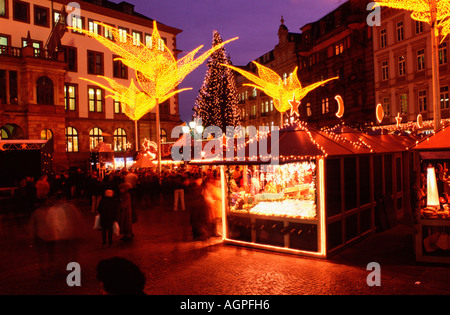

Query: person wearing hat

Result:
[97,189,119,245]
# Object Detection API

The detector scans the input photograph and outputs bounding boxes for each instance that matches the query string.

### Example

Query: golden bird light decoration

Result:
[225,61,338,114]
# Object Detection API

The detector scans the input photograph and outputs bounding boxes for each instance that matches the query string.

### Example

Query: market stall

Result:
[411,125,450,263]
[211,123,415,258]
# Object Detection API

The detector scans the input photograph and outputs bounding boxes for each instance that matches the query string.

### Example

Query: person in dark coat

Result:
[97,189,119,245]
[189,174,210,241]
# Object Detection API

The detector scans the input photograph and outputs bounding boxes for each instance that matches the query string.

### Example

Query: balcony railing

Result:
[0,45,59,60]
[0,45,22,57]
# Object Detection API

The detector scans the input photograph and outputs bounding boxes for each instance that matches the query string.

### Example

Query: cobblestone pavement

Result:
[1,198,449,296]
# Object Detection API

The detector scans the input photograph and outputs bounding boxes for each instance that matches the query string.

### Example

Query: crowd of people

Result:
[15,165,223,245]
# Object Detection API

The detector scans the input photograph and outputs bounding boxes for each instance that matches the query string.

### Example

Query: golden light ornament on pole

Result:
[72,21,238,173]
[225,62,338,126]
[376,0,450,131]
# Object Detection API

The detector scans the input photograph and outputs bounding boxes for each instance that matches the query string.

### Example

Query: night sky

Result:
[130,0,344,122]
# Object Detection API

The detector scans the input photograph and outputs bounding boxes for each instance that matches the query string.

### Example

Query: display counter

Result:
[222,159,326,257]
[412,125,450,263]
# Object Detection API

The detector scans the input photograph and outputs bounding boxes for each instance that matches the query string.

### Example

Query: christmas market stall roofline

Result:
[190,122,415,258]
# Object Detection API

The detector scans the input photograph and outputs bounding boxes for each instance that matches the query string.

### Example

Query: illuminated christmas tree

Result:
[194,31,241,132]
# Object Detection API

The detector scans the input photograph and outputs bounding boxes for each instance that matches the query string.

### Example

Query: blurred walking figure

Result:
[189,174,210,241]
[97,189,119,245]
[29,195,82,279]
[204,175,222,237]
[173,174,186,211]
[96,257,146,295]
[91,174,104,214]
[35,175,50,205]
[118,182,133,241]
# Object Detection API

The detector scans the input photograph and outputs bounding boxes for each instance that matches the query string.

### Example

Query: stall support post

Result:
[220,165,227,240]
[317,157,327,257]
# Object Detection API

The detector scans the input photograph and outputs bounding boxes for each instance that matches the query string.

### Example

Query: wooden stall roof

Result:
[189,123,418,166]
[324,125,417,154]
[412,125,450,151]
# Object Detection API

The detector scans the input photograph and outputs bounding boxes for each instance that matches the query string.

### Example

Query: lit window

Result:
[64,84,76,111]
[417,49,425,71]
[400,93,407,114]
[114,128,127,152]
[114,100,122,114]
[335,42,344,55]
[104,24,114,40]
[89,127,103,151]
[66,127,78,152]
[441,86,449,109]
[88,87,103,112]
[132,31,141,46]
[118,27,128,43]
[40,129,52,140]
[0,0,6,17]
[321,98,329,114]
[71,15,83,33]
[88,20,100,35]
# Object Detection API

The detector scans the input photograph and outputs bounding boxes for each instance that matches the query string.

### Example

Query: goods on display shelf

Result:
[227,161,317,220]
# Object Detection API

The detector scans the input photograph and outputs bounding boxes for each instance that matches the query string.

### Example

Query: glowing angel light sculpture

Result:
[75,21,237,116]
[72,21,237,172]
[376,0,450,130]
[225,62,337,115]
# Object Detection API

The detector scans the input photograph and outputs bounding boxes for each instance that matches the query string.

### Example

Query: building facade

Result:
[373,7,450,126]
[0,0,182,170]
[296,0,375,129]
[236,0,375,130]
[236,17,301,131]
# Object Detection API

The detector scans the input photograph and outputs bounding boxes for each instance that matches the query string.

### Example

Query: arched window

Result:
[160,128,167,143]
[114,128,127,152]
[0,124,24,139]
[0,127,10,139]
[89,127,103,150]
[65,126,78,152]
[36,76,54,105]
[40,129,53,140]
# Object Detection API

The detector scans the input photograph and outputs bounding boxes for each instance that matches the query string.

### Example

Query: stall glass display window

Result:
[227,161,317,220]
[419,161,450,220]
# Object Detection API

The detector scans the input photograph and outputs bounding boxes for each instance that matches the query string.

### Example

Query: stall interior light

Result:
[427,166,440,207]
